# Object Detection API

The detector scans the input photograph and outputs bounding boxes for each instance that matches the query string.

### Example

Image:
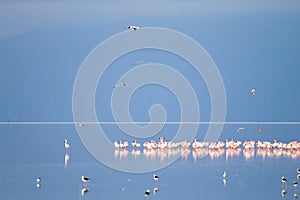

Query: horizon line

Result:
[1,121,300,125]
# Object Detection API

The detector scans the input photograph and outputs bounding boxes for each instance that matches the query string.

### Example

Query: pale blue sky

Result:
[0,0,300,125]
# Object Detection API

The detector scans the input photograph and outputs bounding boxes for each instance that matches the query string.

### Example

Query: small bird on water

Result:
[223,171,227,179]
[145,189,150,197]
[36,177,41,188]
[153,174,159,186]
[64,139,70,151]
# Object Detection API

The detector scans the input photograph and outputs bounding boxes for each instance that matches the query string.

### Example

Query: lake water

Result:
[0,124,299,200]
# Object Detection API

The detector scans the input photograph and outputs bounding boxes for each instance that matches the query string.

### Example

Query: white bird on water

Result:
[153,174,159,184]
[36,177,41,188]
[64,139,70,151]
[251,88,256,96]
[145,189,150,197]
[236,128,244,132]
[113,80,126,88]
[223,171,227,179]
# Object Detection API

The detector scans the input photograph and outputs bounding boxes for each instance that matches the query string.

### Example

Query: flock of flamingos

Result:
[113,137,300,160]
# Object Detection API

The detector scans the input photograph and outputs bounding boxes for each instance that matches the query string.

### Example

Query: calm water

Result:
[0,124,299,200]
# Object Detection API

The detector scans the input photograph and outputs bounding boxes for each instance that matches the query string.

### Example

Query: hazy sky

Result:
[0,0,300,124]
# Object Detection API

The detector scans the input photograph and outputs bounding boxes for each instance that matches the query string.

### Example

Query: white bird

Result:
[297,168,300,174]
[153,174,159,185]
[64,139,70,151]
[128,25,141,30]
[113,80,126,88]
[282,176,287,183]
[251,88,256,96]
[145,189,150,197]
[81,176,91,186]
[223,171,227,179]
[36,177,41,188]
[236,128,244,132]
[36,177,41,183]
[114,140,120,148]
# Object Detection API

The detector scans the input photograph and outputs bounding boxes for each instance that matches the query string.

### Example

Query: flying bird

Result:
[128,25,141,30]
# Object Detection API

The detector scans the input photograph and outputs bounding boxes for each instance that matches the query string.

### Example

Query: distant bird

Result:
[236,128,244,132]
[81,176,91,186]
[294,181,299,187]
[145,189,150,197]
[223,171,227,179]
[282,177,287,187]
[153,174,159,185]
[81,187,89,196]
[251,88,256,96]
[281,189,287,197]
[114,140,120,148]
[36,177,41,188]
[132,59,148,66]
[282,177,287,183]
[128,25,141,30]
[36,177,41,183]
[64,139,70,151]
[113,80,126,88]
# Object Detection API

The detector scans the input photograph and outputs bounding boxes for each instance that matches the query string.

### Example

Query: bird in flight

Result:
[128,25,141,30]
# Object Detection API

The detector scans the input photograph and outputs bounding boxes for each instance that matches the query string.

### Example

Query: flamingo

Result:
[132,140,141,149]
[114,140,120,148]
